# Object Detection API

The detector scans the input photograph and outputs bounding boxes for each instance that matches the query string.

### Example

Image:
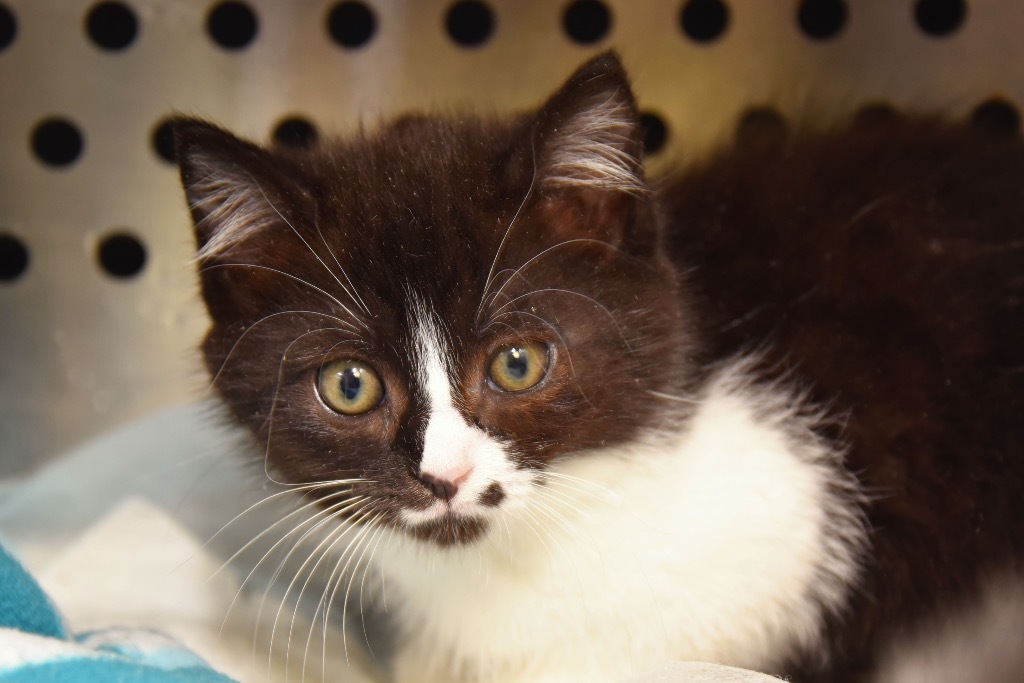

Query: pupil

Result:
[340,368,362,400]
[506,349,528,379]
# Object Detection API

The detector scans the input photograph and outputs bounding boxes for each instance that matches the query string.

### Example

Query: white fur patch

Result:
[376,357,867,683]
[543,93,645,194]
[188,166,277,262]
[402,308,534,524]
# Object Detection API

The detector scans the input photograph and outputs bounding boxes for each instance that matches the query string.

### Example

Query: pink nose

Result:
[418,466,473,502]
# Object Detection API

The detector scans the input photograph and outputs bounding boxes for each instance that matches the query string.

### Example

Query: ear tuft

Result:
[535,52,645,194]
[173,118,290,262]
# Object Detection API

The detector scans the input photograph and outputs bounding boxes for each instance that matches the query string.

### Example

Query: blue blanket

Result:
[0,544,237,682]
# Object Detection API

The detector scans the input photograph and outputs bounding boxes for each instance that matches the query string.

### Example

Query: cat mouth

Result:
[404,513,488,546]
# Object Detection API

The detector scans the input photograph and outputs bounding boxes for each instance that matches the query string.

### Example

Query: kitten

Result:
[173,52,1024,683]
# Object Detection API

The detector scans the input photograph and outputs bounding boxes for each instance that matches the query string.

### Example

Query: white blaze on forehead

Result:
[412,310,485,482]
[407,305,521,521]
[417,323,476,483]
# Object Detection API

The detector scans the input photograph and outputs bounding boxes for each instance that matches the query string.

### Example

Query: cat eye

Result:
[317,360,385,415]
[488,342,550,392]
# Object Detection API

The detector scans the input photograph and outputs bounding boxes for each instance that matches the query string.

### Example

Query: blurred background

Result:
[1,0,1022,476]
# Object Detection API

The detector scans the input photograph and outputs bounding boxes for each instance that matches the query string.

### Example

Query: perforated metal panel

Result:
[2,0,1022,476]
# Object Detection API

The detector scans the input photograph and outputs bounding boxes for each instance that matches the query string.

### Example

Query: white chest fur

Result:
[374,360,866,683]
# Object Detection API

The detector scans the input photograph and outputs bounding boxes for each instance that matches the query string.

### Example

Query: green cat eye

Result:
[488,342,549,392]
[317,360,384,415]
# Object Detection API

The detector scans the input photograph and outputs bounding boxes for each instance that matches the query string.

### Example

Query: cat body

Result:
[666,111,1024,681]
[174,54,1024,682]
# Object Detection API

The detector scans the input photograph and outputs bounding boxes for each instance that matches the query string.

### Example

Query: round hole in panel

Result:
[679,0,729,44]
[97,232,147,279]
[640,112,669,155]
[563,0,611,45]
[327,1,376,49]
[207,1,258,50]
[852,102,902,129]
[273,116,319,149]
[446,0,494,48]
[85,1,139,51]
[970,98,1021,139]
[31,118,85,168]
[736,106,789,151]
[914,0,966,38]
[0,3,16,51]
[0,234,29,283]
[151,118,176,163]
[798,0,847,41]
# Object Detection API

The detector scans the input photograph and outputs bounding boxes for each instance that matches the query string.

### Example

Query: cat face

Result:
[175,53,694,546]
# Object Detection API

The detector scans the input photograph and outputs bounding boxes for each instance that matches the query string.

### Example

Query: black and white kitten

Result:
[173,53,1024,683]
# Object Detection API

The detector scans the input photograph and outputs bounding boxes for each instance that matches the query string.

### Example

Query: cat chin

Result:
[399,494,500,546]
[403,515,489,547]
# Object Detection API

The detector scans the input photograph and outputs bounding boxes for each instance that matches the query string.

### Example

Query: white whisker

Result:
[646,389,704,405]
[252,178,371,332]
[258,327,356,486]
[211,485,362,581]
[280,507,373,680]
[489,287,635,355]
[282,520,352,683]
[314,223,372,317]
[532,481,594,518]
[476,133,540,324]
[309,509,382,680]
[350,518,385,655]
[322,510,385,665]
[201,263,355,322]
[538,470,618,501]
[353,514,391,663]
[517,506,555,558]
[486,237,643,311]
[225,495,367,638]
[208,310,356,389]
[379,525,398,615]
[530,495,576,535]
[253,497,367,643]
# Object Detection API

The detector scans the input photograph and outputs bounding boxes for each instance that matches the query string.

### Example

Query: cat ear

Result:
[534,51,645,195]
[173,118,307,262]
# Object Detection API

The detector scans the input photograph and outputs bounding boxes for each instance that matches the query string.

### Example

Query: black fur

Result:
[666,112,1024,681]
